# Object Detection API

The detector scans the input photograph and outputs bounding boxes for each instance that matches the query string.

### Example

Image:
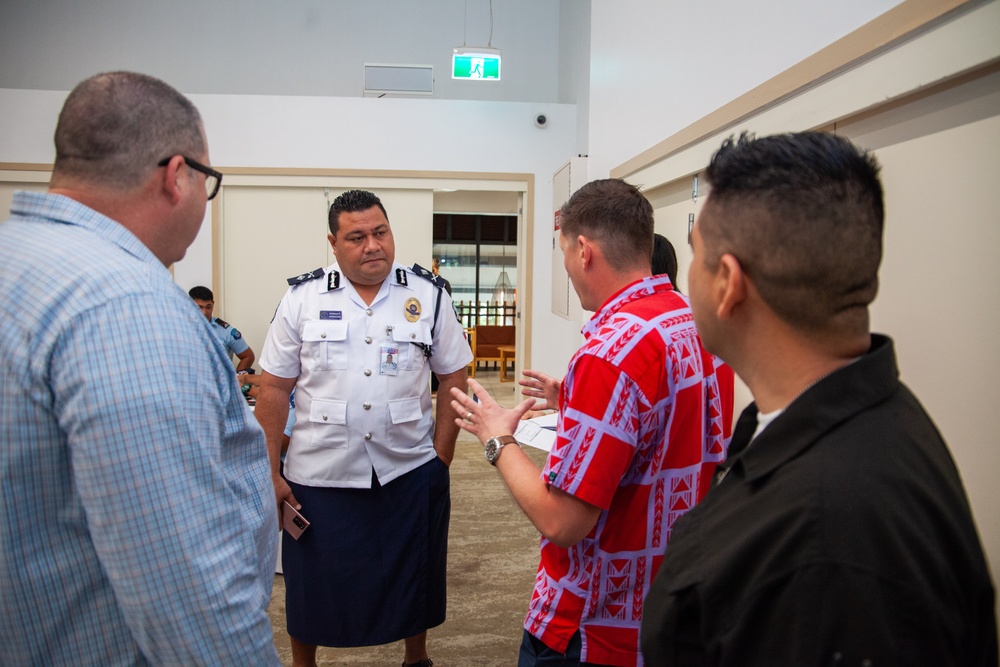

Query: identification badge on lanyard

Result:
[380,344,399,376]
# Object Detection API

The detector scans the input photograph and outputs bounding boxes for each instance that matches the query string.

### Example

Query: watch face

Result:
[484,440,500,463]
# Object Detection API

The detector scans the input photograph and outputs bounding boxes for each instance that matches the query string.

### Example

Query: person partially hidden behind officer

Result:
[189,285,255,372]
[640,131,997,665]
[651,232,679,289]
[254,189,472,667]
[430,257,452,296]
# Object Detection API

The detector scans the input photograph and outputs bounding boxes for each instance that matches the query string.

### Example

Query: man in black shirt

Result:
[641,132,997,666]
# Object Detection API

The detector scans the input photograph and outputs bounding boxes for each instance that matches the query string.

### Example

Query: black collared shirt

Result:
[641,335,997,666]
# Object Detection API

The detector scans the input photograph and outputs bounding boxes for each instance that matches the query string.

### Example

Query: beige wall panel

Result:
[647,177,695,294]
[650,181,754,421]
[0,172,50,219]
[433,190,520,214]
[839,70,1000,593]
[219,186,435,370]
[0,182,48,217]
[220,187,330,369]
[551,161,572,319]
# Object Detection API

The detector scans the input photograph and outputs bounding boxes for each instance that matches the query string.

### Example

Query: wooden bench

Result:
[473,325,515,371]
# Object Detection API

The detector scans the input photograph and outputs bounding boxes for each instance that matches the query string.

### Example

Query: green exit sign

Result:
[452,47,501,80]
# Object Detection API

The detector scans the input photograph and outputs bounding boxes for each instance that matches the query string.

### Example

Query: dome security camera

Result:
[534,113,548,128]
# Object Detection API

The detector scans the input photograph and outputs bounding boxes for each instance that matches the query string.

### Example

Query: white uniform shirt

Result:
[260,262,472,488]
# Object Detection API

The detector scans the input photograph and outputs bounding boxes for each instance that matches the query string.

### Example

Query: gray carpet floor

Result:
[268,367,548,666]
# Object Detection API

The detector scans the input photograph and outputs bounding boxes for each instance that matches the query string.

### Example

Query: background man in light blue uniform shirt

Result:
[189,284,256,372]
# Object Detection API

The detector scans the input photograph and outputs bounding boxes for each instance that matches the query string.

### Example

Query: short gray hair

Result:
[53,71,205,191]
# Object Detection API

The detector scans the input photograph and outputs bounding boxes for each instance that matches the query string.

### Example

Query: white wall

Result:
[175,208,215,290]
[559,0,592,155]
[0,90,575,172]
[587,0,905,180]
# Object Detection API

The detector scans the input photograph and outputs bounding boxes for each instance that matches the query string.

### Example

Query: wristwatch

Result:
[484,435,519,465]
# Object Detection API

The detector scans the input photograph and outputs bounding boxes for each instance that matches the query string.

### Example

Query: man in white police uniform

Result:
[255,190,471,667]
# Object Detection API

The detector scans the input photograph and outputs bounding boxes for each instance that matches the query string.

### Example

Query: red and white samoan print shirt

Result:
[525,275,733,667]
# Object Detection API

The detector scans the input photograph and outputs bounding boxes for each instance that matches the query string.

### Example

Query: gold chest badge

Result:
[404,297,421,322]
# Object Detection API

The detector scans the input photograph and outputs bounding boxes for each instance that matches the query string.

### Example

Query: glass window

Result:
[434,242,516,327]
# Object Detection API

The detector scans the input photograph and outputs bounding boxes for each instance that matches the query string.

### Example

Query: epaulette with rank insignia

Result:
[216,318,230,328]
[287,267,324,286]
[411,263,447,290]
[407,263,447,359]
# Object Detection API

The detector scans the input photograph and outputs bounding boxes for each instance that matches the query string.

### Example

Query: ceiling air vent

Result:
[364,64,434,97]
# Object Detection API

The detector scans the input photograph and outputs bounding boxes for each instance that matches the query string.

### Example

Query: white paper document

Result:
[514,412,558,452]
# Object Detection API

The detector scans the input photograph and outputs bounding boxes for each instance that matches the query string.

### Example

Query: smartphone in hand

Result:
[282,501,310,540]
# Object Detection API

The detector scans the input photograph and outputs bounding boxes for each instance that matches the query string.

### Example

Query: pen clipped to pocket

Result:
[282,501,310,540]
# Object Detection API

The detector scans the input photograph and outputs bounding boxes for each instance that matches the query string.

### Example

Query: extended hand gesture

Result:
[450,379,534,445]
[519,369,561,413]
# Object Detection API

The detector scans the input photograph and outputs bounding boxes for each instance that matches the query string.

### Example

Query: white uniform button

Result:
[366,309,373,316]
[364,433,372,440]
[365,336,372,344]
[364,369,372,376]
[363,402,372,410]
[410,333,416,339]
[322,415,328,421]
[320,333,327,339]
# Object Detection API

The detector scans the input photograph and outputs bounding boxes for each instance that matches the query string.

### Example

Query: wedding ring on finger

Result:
[464,411,473,422]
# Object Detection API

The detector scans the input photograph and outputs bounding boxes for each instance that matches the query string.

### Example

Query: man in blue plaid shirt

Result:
[0,72,280,665]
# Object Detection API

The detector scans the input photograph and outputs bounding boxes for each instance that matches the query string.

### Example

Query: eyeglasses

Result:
[157,155,222,201]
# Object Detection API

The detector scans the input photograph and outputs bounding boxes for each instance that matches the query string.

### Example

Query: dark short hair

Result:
[188,286,214,301]
[652,233,679,287]
[700,131,884,336]
[328,190,388,236]
[53,71,205,191]
[559,178,653,272]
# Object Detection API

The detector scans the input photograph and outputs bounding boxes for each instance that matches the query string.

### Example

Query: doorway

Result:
[213,171,532,377]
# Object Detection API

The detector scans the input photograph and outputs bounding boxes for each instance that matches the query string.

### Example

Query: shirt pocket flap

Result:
[302,320,348,342]
[309,399,347,425]
[387,397,422,424]
[392,321,431,346]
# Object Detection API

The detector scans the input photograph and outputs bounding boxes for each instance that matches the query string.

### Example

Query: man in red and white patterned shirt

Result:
[451,178,733,667]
